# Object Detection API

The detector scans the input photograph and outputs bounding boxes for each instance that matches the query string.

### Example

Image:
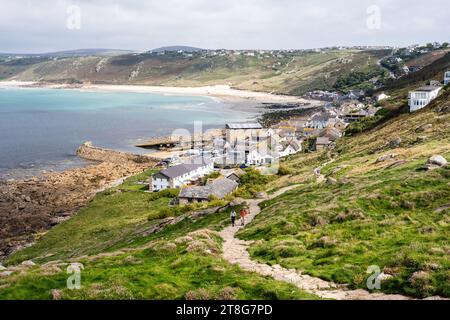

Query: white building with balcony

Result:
[444,71,450,85]
[408,86,442,112]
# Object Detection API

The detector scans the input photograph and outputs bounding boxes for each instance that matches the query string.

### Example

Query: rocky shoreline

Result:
[0,146,157,261]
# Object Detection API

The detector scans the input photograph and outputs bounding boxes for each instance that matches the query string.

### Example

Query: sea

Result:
[0,87,256,179]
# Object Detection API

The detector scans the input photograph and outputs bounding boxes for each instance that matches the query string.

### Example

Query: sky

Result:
[0,0,449,53]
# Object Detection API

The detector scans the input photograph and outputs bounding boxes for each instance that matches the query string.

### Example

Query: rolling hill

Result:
[0,49,390,95]
[150,46,205,52]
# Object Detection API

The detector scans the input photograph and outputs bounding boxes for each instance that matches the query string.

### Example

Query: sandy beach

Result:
[0,81,318,106]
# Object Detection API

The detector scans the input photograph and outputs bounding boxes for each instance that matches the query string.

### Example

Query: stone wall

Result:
[76,141,158,164]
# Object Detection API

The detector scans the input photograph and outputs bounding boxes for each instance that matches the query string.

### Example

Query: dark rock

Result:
[389,137,402,148]
[415,124,433,132]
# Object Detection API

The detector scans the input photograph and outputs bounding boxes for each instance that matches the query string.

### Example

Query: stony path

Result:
[220,185,412,300]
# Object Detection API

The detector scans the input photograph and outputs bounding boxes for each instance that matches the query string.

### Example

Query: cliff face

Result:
[76,142,159,165]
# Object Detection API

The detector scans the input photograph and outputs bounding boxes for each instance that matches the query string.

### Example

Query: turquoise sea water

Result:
[0,87,255,178]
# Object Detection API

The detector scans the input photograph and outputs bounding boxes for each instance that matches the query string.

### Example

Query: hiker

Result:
[230,209,236,227]
[240,207,248,226]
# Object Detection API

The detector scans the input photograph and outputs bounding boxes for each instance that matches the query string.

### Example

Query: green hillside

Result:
[1,49,389,95]
[239,89,450,298]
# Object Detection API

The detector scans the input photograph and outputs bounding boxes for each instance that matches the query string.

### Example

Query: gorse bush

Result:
[148,188,180,202]
[234,169,276,198]
[277,165,293,176]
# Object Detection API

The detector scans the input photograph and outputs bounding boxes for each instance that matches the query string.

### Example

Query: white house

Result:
[375,93,390,102]
[408,86,442,112]
[151,157,214,192]
[445,71,450,85]
[246,148,275,166]
[279,141,302,157]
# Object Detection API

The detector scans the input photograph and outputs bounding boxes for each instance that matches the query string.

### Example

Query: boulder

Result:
[255,192,268,199]
[377,272,394,282]
[428,155,448,167]
[21,260,36,267]
[389,137,402,148]
[376,154,397,163]
[423,155,448,171]
[415,124,433,132]
[0,270,13,277]
[230,198,246,206]
[409,271,430,287]
[326,177,338,185]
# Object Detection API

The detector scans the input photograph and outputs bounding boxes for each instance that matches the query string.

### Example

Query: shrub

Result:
[148,188,180,201]
[277,165,293,176]
[235,169,276,198]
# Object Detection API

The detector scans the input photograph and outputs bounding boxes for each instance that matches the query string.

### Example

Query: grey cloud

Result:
[0,0,448,53]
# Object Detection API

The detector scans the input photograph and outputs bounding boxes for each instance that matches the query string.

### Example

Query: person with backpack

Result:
[230,209,237,227]
[239,207,248,226]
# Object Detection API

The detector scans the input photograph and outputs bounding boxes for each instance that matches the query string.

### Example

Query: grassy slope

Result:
[0,229,318,300]
[238,90,450,298]
[3,50,388,95]
[1,171,318,300]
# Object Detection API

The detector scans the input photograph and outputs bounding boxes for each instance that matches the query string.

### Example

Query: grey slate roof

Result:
[281,140,301,151]
[316,137,331,145]
[179,178,238,200]
[226,123,263,130]
[155,157,212,179]
[415,86,442,92]
[179,186,212,199]
[210,178,239,199]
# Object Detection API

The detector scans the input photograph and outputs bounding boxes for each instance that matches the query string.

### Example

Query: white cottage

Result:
[408,86,442,112]
[150,158,214,192]
[246,148,275,166]
[279,141,302,157]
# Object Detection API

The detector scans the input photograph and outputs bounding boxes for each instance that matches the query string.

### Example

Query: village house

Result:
[342,108,379,123]
[329,118,348,131]
[225,122,265,147]
[320,127,342,141]
[408,86,442,112]
[374,93,390,103]
[306,114,330,129]
[339,100,366,115]
[224,168,246,182]
[445,71,450,85]
[313,137,331,151]
[246,147,275,166]
[178,177,239,204]
[279,140,302,157]
[344,90,365,100]
[150,157,214,192]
